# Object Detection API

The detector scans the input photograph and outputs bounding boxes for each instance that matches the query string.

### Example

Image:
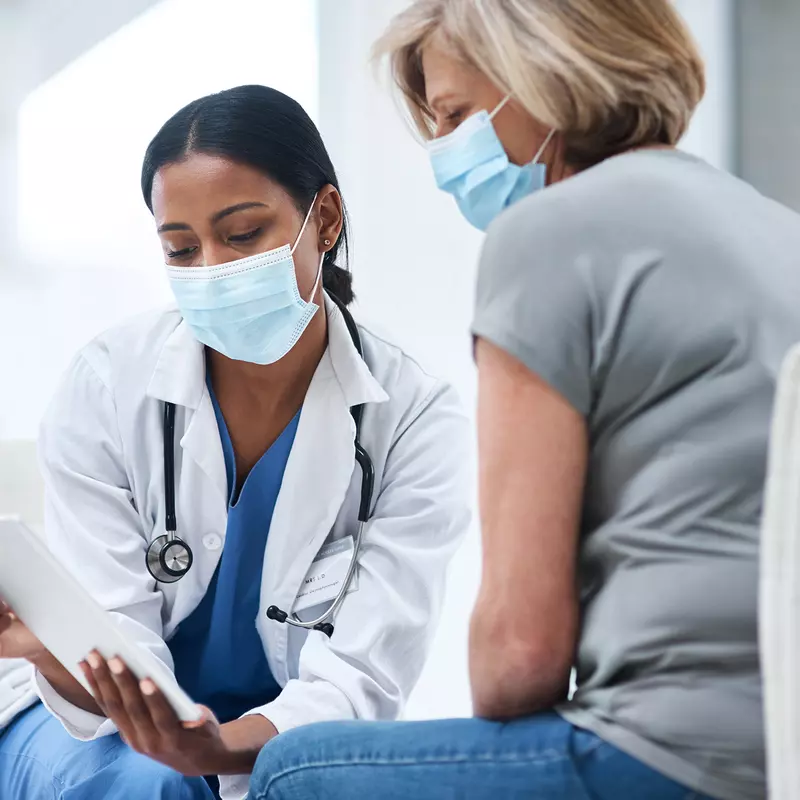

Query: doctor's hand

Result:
[81,651,226,776]
[82,652,277,777]
[0,600,46,661]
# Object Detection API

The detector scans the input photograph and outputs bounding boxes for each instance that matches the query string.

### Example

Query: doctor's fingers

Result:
[0,607,12,634]
[107,658,167,754]
[80,661,108,717]
[0,612,14,649]
[139,679,185,735]
[0,614,42,660]
[83,652,142,749]
[0,602,21,628]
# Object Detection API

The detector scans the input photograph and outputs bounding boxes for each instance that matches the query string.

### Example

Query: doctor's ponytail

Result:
[321,253,354,307]
[141,85,354,305]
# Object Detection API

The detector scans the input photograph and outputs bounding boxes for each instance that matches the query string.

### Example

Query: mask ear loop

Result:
[490,96,557,166]
[291,192,326,304]
[533,129,557,165]
[291,191,320,255]
[307,252,325,304]
[489,94,512,121]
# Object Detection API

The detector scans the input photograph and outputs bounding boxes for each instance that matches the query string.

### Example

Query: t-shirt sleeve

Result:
[471,197,594,416]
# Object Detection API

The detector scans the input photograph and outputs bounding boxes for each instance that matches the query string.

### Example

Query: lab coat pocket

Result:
[291,536,359,616]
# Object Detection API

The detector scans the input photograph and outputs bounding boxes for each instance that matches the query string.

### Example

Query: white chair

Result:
[0,439,44,531]
[761,344,800,800]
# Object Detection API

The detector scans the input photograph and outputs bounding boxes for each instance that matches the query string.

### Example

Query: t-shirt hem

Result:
[556,705,765,800]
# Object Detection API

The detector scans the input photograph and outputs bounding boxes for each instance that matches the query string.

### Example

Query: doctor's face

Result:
[150,153,329,301]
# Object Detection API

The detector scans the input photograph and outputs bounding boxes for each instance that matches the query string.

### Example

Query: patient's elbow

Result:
[470,619,574,720]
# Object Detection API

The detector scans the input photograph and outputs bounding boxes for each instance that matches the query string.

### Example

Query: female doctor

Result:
[0,84,470,800]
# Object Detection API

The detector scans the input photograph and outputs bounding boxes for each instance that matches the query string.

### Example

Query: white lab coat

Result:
[0,296,471,799]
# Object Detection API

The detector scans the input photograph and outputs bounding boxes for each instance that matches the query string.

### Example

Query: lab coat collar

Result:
[324,295,389,408]
[146,313,206,410]
[145,295,389,410]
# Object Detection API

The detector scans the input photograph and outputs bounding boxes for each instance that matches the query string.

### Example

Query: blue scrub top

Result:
[169,376,300,724]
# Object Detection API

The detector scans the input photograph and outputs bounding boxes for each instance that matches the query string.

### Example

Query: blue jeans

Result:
[250,713,714,800]
[0,703,215,800]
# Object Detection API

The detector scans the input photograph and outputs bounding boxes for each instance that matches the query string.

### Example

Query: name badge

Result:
[292,536,358,613]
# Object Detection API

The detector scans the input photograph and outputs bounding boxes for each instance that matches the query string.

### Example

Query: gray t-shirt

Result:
[473,149,800,800]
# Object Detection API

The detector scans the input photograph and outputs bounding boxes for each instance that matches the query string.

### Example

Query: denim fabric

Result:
[250,713,714,800]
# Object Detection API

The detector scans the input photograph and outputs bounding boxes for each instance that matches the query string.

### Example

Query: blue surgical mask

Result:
[166,197,324,365]
[427,95,556,231]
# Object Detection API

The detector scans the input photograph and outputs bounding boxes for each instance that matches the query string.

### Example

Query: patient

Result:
[248,1,800,799]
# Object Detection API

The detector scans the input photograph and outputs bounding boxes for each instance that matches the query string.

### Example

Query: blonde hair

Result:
[374,0,706,168]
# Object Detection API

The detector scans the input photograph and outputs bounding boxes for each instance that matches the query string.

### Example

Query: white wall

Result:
[736,2,800,211]
[0,0,162,267]
[0,2,26,264]
[675,0,736,171]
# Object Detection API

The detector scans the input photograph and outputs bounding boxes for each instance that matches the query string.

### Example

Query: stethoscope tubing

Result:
[147,295,374,638]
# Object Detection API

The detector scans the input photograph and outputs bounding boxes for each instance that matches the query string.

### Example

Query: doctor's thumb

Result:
[182,705,218,730]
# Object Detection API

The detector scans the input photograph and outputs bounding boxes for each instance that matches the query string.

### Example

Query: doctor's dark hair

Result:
[141,85,354,304]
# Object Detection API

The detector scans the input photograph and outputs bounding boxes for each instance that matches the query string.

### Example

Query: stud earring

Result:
[324,239,332,247]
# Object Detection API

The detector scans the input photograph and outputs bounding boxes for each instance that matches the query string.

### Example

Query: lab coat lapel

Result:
[260,297,388,683]
[145,316,228,504]
[179,393,228,505]
[260,351,355,683]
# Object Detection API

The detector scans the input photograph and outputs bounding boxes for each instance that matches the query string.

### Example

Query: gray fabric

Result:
[473,148,800,800]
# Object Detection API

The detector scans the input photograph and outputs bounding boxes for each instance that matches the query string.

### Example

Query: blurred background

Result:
[0,0,792,719]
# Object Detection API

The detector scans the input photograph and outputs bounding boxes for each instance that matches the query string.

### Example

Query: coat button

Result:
[202,533,223,551]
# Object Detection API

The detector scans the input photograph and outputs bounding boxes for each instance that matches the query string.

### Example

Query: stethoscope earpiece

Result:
[314,622,335,638]
[266,607,334,638]
[266,606,288,623]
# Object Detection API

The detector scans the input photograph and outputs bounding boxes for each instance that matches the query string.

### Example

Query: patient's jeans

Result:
[0,703,214,799]
[249,712,715,800]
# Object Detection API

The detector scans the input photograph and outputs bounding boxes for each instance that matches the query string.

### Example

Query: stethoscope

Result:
[145,295,375,639]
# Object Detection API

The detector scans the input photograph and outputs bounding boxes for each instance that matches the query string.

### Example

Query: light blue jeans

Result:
[0,703,215,799]
[250,713,715,800]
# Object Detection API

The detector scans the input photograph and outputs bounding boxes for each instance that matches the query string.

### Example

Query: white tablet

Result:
[0,518,201,723]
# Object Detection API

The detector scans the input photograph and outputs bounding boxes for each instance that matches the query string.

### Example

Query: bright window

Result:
[18,0,318,281]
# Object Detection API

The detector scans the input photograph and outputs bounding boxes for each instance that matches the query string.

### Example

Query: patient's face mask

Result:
[427,95,556,231]
[166,197,323,365]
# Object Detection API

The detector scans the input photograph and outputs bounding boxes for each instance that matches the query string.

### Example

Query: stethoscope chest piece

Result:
[146,534,194,584]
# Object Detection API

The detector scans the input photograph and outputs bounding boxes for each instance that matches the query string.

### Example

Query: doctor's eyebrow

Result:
[211,202,269,224]
[157,222,191,233]
[157,202,270,234]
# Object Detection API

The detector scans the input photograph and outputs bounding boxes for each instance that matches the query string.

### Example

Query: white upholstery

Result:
[761,344,800,800]
[0,439,44,529]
